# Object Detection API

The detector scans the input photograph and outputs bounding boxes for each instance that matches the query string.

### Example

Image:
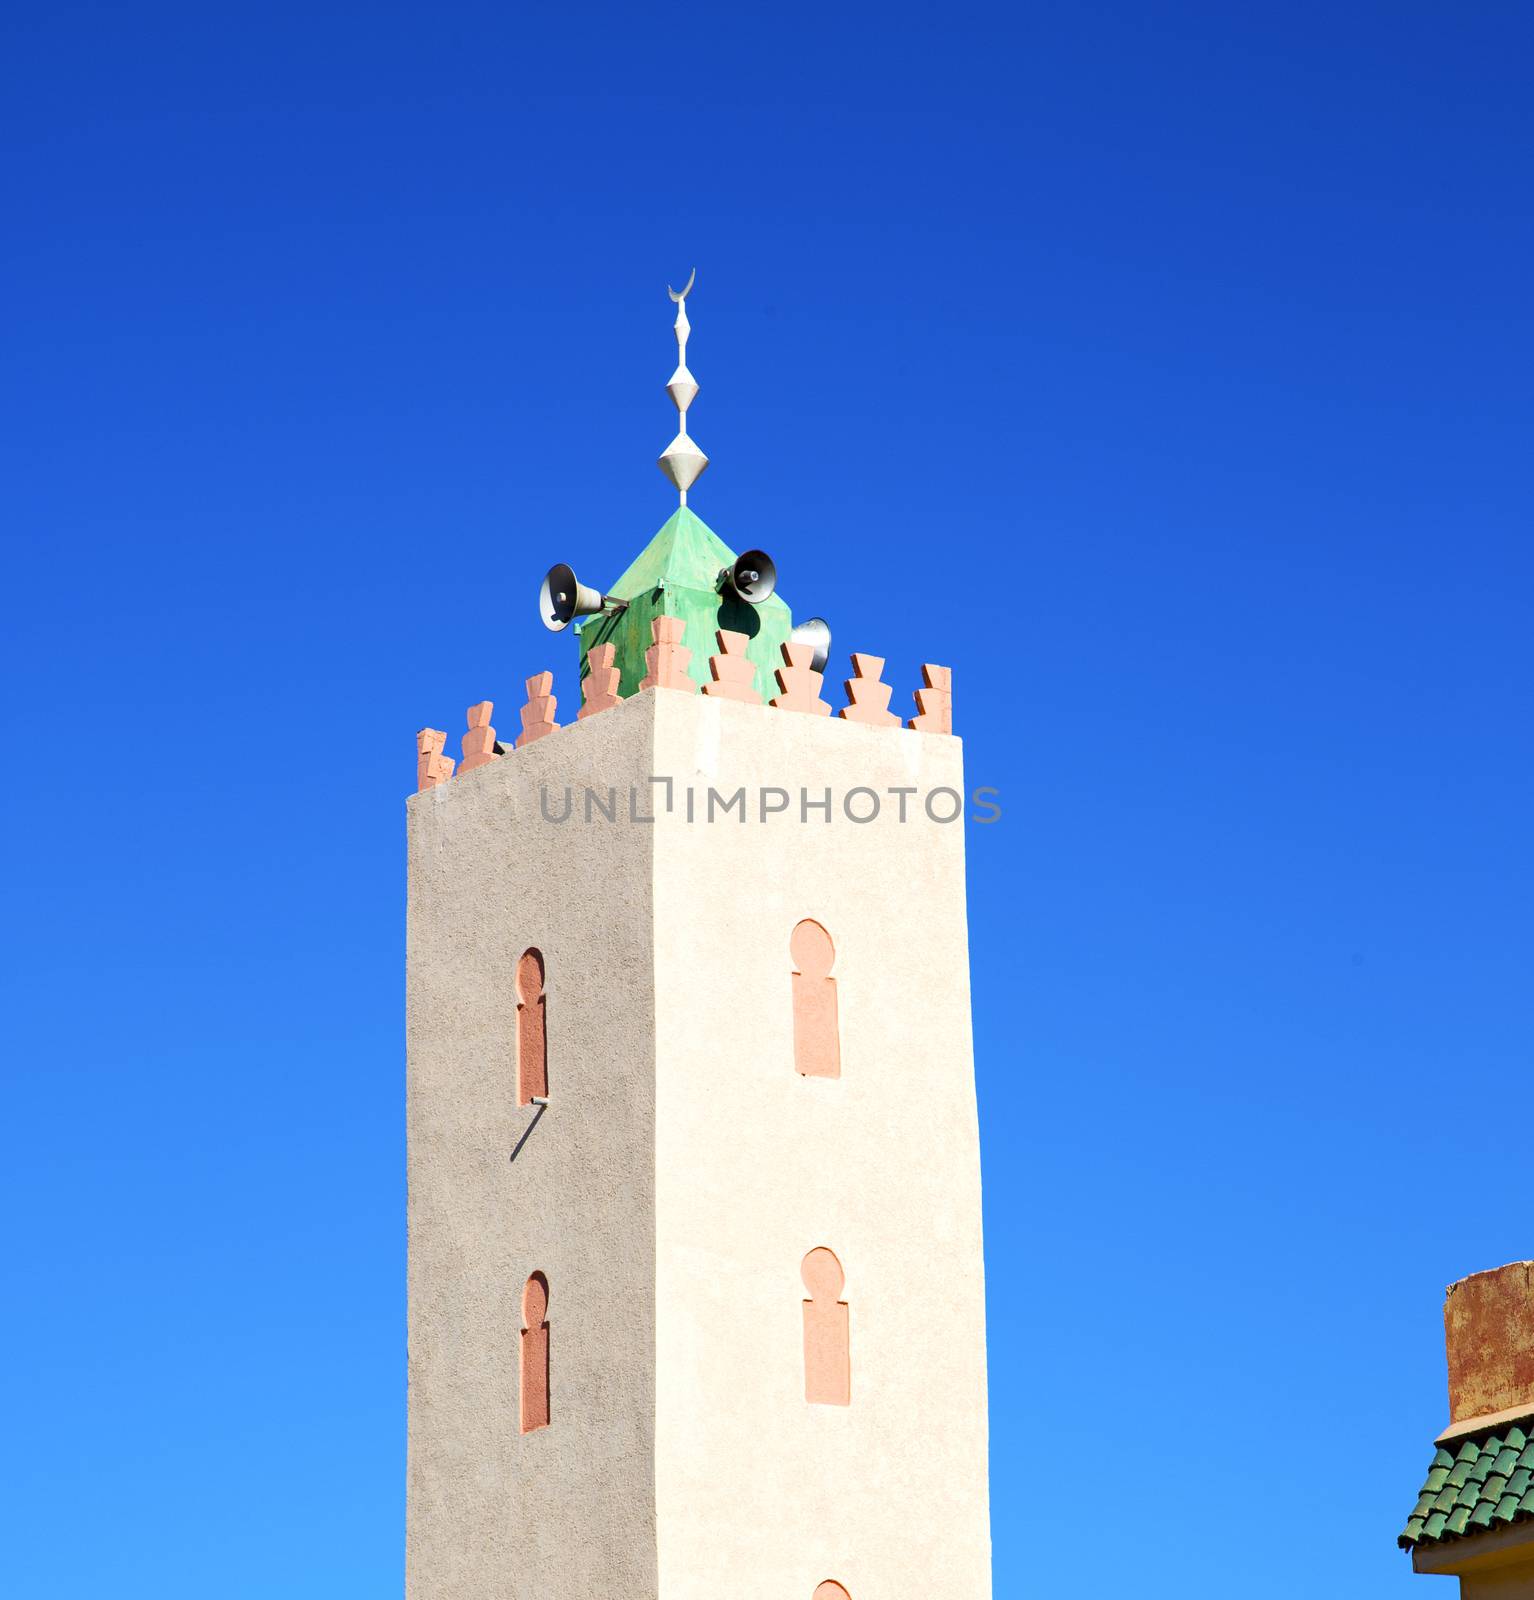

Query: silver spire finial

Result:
[657,269,707,507]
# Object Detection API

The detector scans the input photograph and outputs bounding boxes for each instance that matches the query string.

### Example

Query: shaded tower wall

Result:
[406,703,661,1600]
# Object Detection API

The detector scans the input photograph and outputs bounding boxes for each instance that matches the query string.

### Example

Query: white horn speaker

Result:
[789,616,832,675]
[539,563,608,632]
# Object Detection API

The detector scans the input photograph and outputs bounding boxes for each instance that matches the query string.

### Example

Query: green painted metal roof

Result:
[574,506,795,702]
[1399,1420,1534,1550]
[605,506,752,599]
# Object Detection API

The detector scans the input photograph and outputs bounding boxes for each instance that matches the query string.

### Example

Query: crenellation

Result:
[702,627,763,705]
[772,640,833,716]
[909,663,954,735]
[459,701,501,774]
[410,645,957,792]
[515,672,559,748]
[578,643,622,720]
[415,727,455,791]
[638,615,697,692]
[838,653,899,727]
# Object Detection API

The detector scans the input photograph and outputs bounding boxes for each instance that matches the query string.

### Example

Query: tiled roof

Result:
[1400,1421,1534,1549]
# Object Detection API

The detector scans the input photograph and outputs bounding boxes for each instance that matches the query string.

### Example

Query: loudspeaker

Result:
[539,563,608,632]
[789,616,832,675]
[717,548,777,605]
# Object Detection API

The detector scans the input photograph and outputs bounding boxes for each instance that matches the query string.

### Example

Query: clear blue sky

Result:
[2,2,1529,1594]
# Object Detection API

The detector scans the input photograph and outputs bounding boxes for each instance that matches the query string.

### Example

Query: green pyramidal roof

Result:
[575,505,793,701]
[607,506,748,600]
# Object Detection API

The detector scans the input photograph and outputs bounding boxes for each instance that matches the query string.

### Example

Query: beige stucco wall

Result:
[651,691,992,1598]
[1416,1519,1534,1597]
[405,697,661,1600]
[406,686,991,1597]
[1463,1566,1534,1600]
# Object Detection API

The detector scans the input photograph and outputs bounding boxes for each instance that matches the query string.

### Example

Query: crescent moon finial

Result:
[657,269,707,506]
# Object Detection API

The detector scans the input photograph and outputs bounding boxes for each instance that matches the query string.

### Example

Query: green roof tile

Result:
[1399,1414,1534,1553]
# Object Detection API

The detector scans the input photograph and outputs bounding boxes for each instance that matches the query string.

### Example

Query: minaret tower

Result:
[406,278,991,1599]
